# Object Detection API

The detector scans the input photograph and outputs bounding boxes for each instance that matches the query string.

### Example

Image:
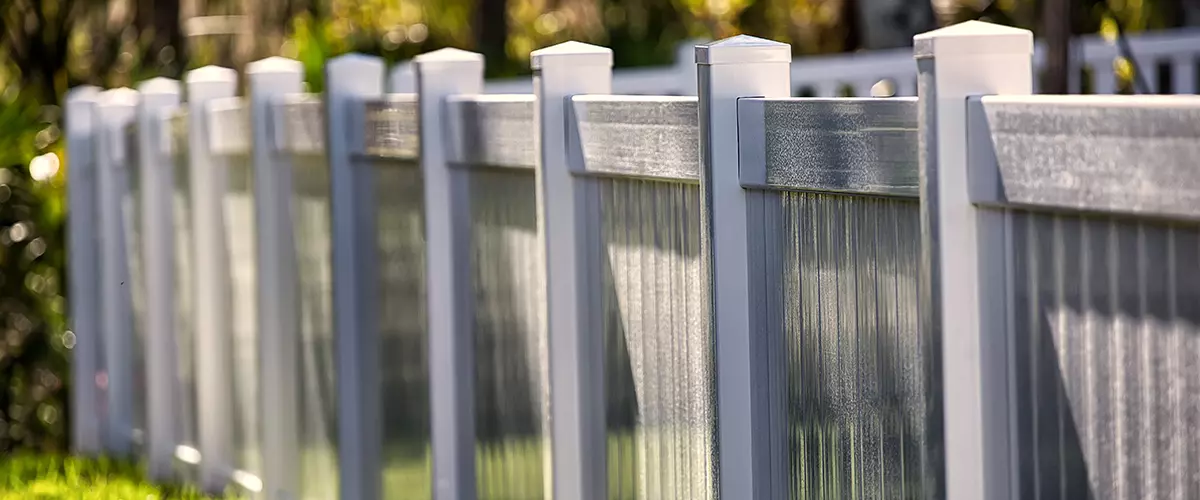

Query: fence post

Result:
[185,65,238,493]
[66,85,103,456]
[325,53,386,500]
[95,87,140,457]
[414,48,484,500]
[915,21,1033,500]
[247,56,304,499]
[531,41,612,500]
[135,77,181,481]
[694,36,790,499]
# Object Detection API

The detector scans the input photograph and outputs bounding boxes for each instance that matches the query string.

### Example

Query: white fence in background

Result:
[66,22,1200,500]
[483,27,1200,96]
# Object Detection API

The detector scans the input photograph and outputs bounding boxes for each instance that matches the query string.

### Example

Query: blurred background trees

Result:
[0,0,1195,453]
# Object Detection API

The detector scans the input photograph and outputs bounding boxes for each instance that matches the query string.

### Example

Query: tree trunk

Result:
[851,0,937,50]
[1042,0,1072,94]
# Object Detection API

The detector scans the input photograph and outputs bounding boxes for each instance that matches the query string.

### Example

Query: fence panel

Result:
[273,91,343,500]
[567,95,716,500]
[444,92,547,499]
[959,93,1200,498]
[167,109,202,476]
[119,122,147,455]
[360,97,431,498]
[207,95,264,492]
[735,97,935,498]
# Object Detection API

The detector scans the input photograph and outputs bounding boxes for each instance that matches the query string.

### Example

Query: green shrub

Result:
[0,454,229,499]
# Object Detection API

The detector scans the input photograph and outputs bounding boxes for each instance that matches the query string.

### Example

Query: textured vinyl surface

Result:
[1004,210,1200,499]
[372,161,432,497]
[225,155,261,476]
[748,191,933,499]
[597,178,715,500]
[290,156,340,499]
[171,138,198,449]
[470,168,548,499]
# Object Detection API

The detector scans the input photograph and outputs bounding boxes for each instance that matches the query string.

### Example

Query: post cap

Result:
[695,35,790,65]
[415,47,484,64]
[247,56,304,75]
[913,21,1032,60]
[185,65,237,84]
[137,77,181,96]
[530,41,612,70]
[327,52,384,73]
[97,87,140,108]
[66,85,102,104]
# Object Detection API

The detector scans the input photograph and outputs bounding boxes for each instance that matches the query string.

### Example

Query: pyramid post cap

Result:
[531,41,612,70]
[914,20,1032,59]
[695,35,791,65]
[185,65,237,84]
[414,47,484,64]
[97,87,140,108]
[327,52,385,72]
[65,85,102,103]
[137,77,181,95]
[247,56,304,75]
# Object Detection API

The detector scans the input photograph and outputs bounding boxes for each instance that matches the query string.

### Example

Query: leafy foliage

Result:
[0,454,232,499]
[0,77,69,454]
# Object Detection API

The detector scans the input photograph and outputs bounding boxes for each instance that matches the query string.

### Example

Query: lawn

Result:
[0,454,236,499]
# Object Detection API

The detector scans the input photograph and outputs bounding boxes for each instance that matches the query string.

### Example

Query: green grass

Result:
[0,454,236,499]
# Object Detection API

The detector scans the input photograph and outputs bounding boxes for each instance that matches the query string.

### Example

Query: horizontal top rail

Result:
[738,97,919,198]
[968,94,1200,220]
[446,94,535,169]
[208,97,250,156]
[362,94,419,160]
[568,95,699,182]
[274,93,324,155]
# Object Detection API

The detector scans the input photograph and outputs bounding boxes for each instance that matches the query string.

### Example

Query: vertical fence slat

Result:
[135,78,181,481]
[415,49,484,500]
[247,56,305,499]
[695,35,791,500]
[326,54,386,500]
[96,88,140,457]
[531,41,613,500]
[915,21,1033,500]
[185,66,238,493]
[66,85,103,456]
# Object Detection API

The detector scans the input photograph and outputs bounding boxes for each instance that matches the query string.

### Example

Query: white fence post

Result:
[66,85,103,456]
[414,48,484,500]
[185,65,238,493]
[135,77,181,481]
[695,36,790,499]
[95,87,140,457]
[531,41,612,500]
[325,53,386,500]
[915,21,1033,500]
[247,56,304,499]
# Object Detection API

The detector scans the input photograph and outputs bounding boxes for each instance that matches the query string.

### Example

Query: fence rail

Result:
[66,21,1200,500]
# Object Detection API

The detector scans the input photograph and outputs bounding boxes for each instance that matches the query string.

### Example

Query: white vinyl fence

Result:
[66,21,1200,500]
